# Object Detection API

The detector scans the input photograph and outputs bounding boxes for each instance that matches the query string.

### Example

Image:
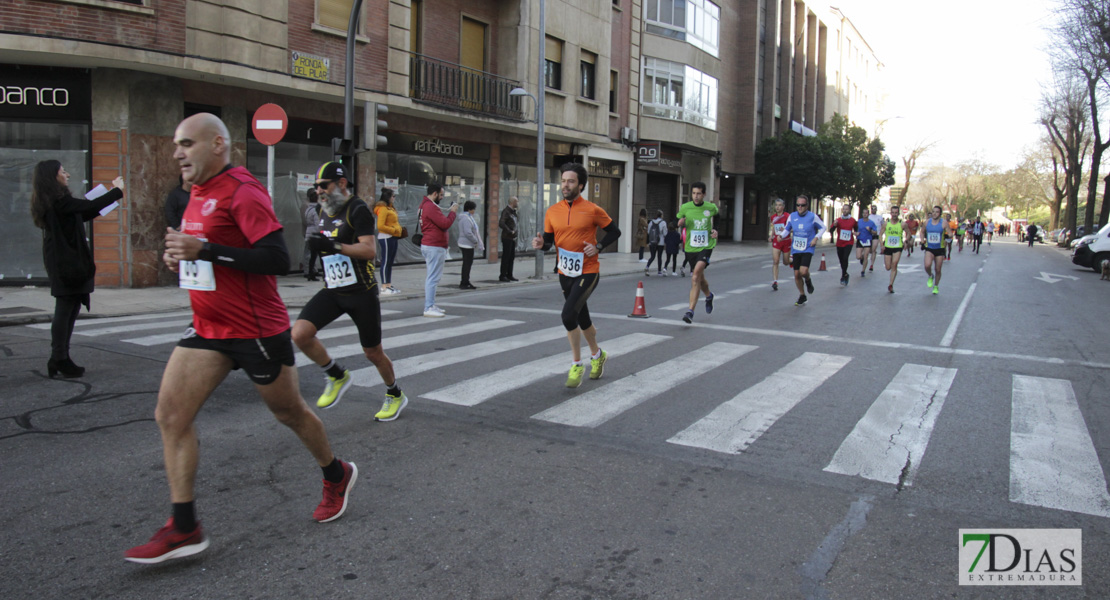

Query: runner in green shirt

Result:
[882,210,904,294]
[676,182,718,324]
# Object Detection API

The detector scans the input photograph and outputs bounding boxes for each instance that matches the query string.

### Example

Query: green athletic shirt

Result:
[677,200,719,253]
[883,222,904,248]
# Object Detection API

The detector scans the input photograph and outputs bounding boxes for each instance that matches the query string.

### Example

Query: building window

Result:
[580,51,597,100]
[545,36,563,90]
[317,0,364,35]
[410,0,422,53]
[641,57,717,130]
[609,70,619,113]
[644,0,719,57]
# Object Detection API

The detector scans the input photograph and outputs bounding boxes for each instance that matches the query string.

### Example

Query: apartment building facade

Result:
[0,0,637,287]
[0,0,881,287]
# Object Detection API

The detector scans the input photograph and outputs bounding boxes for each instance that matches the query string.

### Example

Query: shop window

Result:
[316,0,365,36]
[545,36,563,90]
[580,51,597,100]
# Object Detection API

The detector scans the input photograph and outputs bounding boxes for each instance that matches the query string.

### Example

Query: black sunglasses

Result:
[315,180,336,189]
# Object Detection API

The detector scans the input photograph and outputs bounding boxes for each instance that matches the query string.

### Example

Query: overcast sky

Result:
[831,0,1060,175]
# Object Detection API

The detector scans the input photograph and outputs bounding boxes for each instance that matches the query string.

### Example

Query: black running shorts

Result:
[684,249,713,268]
[297,287,382,348]
[177,328,294,385]
[792,252,813,269]
[883,246,902,256]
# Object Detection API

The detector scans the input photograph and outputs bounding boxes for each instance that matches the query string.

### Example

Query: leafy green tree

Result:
[818,114,896,209]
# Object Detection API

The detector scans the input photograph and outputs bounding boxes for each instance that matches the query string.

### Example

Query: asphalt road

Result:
[1,237,1107,599]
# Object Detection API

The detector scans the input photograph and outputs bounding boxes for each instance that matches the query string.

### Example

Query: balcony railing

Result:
[409,54,525,121]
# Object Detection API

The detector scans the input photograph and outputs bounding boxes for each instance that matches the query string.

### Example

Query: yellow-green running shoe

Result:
[589,350,608,380]
[927,276,934,288]
[317,370,352,409]
[932,284,939,295]
[374,392,408,422]
[566,364,585,388]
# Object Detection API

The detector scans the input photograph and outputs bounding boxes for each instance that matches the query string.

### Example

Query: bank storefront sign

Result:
[959,529,1081,586]
[0,65,91,121]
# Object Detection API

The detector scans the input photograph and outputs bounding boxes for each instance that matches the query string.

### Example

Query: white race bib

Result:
[322,254,357,288]
[179,259,215,291]
[887,234,901,247]
[859,239,871,247]
[839,229,852,241]
[690,230,710,248]
[927,232,941,245]
[792,236,809,252]
[773,223,785,235]
[557,247,584,277]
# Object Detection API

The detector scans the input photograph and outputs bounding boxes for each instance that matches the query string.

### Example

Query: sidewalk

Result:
[0,241,767,327]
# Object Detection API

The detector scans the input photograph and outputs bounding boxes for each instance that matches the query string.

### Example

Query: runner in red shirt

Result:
[769,198,792,291]
[904,213,920,256]
[125,113,356,565]
[831,204,858,286]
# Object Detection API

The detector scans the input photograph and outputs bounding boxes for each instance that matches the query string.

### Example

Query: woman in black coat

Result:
[30,160,125,378]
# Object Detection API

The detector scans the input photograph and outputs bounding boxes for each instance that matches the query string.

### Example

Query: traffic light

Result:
[364,101,388,150]
[332,137,354,161]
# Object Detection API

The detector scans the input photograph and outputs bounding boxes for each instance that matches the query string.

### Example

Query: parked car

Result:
[1072,223,1110,272]
[1047,228,1064,243]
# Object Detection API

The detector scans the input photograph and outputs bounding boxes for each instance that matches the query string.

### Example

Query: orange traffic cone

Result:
[628,281,650,318]
[818,253,827,271]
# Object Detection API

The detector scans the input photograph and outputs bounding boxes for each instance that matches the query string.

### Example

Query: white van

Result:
[1071,223,1110,272]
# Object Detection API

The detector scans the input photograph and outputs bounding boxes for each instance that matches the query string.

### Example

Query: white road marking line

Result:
[422,333,672,406]
[434,302,1110,370]
[940,282,976,347]
[351,326,567,385]
[76,319,195,337]
[26,310,196,329]
[533,342,756,428]
[668,352,851,453]
[823,364,957,485]
[660,287,752,311]
[121,312,422,347]
[1010,375,1110,518]
[295,318,520,367]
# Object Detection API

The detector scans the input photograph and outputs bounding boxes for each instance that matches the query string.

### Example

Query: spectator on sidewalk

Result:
[303,188,321,281]
[457,200,484,290]
[635,208,648,262]
[645,210,668,275]
[418,183,458,317]
[374,188,402,294]
[164,176,190,230]
[664,219,681,276]
[499,196,519,282]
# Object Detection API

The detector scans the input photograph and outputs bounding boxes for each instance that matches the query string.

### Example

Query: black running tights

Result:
[51,295,82,360]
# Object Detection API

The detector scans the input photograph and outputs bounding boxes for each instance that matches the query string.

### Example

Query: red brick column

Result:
[91,129,128,287]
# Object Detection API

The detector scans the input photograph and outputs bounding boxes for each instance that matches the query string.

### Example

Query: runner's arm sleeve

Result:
[596,221,621,252]
[197,229,290,275]
[814,217,828,239]
[541,232,555,251]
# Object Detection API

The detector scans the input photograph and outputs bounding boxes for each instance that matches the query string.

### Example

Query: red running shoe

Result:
[314,460,358,523]
[124,517,208,564]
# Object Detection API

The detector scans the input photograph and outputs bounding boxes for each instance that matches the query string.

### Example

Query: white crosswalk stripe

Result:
[823,364,957,485]
[76,319,195,337]
[295,318,520,367]
[1010,375,1110,518]
[120,311,415,347]
[423,332,672,406]
[659,286,758,311]
[352,326,567,386]
[26,310,196,329]
[668,352,851,454]
[532,342,757,428]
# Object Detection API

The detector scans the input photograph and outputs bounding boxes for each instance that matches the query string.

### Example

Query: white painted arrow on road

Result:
[1033,272,1080,283]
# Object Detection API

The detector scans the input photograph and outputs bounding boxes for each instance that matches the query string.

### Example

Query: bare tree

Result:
[901,139,937,205]
[1041,74,1091,239]
[1053,0,1110,231]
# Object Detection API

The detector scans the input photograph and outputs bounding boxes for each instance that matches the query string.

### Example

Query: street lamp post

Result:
[510,1,546,279]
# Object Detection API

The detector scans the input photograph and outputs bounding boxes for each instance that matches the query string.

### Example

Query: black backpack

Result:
[648,220,661,245]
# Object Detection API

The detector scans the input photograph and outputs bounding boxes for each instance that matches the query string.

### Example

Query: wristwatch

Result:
[197,242,214,262]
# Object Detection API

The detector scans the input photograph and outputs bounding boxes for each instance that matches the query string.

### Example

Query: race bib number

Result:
[839,229,852,241]
[773,223,785,235]
[887,234,901,247]
[690,230,710,248]
[792,236,809,252]
[322,254,357,289]
[557,247,584,277]
[859,239,871,247]
[927,232,941,245]
[179,259,215,291]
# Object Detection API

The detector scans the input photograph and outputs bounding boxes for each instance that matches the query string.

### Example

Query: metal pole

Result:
[266,145,275,203]
[534,0,546,279]
[343,0,364,165]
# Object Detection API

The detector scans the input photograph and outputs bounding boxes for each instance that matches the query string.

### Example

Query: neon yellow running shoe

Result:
[566,364,585,388]
[317,370,352,409]
[927,276,934,288]
[932,285,939,295]
[589,350,608,380]
[374,392,408,422]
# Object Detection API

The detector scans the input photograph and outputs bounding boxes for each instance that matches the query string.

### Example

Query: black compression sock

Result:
[173,501,197,533]
[323,360,346,379]
[387,383,402,397]
[322,458,345,483]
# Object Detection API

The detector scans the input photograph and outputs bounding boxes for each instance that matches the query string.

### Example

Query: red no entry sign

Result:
[252,103,288,146]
